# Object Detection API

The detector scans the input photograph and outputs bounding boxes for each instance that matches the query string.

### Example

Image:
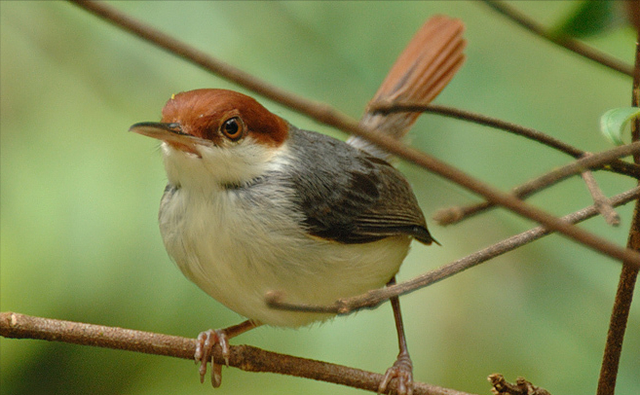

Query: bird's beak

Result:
[129,122,212,154]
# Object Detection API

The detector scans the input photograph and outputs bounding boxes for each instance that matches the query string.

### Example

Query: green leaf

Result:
[600,107,640,145]
[550,0,618,39]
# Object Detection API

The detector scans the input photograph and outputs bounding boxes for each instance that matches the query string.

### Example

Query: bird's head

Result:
[130,89,290,189]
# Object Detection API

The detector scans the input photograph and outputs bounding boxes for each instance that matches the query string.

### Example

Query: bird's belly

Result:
[159,188,411,327]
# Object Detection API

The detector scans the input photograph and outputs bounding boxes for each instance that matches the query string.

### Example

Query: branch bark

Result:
[0,312,478,395]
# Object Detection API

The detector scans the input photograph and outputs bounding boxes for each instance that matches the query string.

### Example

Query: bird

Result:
[130,15,465,395]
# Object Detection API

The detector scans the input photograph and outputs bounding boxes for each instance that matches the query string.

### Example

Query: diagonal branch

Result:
[433,146,633,226]
[482,0,634,77]
[66,0,640,270]
[435,160,620,227]
[370,102,640,179]
[268,186,640,314]
[0,312,478,395]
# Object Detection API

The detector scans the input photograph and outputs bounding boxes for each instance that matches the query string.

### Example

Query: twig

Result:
[597,30,640,395]
[482,0,634,77]
[488,374,552,395]
[370,102,640,179]
[434,144,636,226]
[268,186,640,314]
[66,0,640,268]
[434,163,620,226]
[580,154,620,226]
[476,142,640,202]
[0,312,478,395]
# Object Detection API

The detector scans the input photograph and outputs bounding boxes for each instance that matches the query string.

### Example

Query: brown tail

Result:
[348,15,466,158]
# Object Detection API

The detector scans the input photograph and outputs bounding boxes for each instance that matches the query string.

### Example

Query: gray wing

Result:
[287,128,435,245]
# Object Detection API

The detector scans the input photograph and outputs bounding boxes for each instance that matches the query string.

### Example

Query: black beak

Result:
[129,122,212,151]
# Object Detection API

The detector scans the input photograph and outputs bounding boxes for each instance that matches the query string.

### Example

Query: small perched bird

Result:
[131,16,464,394]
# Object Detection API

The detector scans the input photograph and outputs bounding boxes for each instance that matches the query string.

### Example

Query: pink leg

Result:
[194,320,260,387]
[378,278,414,395]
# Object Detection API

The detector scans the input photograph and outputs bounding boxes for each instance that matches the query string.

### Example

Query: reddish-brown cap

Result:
[161,89,288,147]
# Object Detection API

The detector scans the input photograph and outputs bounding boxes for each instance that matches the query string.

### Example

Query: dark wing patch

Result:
[287,128,434,245]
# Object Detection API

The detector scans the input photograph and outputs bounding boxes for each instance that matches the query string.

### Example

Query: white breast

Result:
[158,141,412,327]
[160,183,411,327]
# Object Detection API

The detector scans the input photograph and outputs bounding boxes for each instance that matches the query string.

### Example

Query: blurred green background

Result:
[2,1,639,394]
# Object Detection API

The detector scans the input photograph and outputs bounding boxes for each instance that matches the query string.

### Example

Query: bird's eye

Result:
[221,117,244,141]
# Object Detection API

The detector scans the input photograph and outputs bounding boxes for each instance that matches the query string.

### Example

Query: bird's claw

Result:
[195,329,230,387]
[378,352,413,395]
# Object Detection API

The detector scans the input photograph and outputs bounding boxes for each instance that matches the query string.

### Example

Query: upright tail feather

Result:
[348,15,466,159]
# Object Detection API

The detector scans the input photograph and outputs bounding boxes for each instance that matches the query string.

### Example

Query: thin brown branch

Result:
[0,312,478,395]
[66,0,640,269]
[433,201,491,226]
[433,143,636,226]
[482,0,634,77]
[268,186,640,315]
[435,166,620,226]
[580,154,620,226]
[597,31,640,395]
[370,102,640,179]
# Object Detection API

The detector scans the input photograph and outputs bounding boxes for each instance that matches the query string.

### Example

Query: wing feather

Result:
[287,128,434,245]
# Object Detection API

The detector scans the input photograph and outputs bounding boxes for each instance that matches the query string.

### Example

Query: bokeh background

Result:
[2,1,639,394]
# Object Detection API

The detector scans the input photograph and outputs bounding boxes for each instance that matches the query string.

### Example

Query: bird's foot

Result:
[378,351,414,395]
[194,329,230,387]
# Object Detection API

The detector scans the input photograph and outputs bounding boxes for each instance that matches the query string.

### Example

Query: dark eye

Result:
[221,117,244,141]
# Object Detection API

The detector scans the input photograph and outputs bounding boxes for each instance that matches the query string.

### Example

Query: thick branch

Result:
[0,312,477,395]
[482,0,634,77]
[268,186,640,314]
[66,0,640,268]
